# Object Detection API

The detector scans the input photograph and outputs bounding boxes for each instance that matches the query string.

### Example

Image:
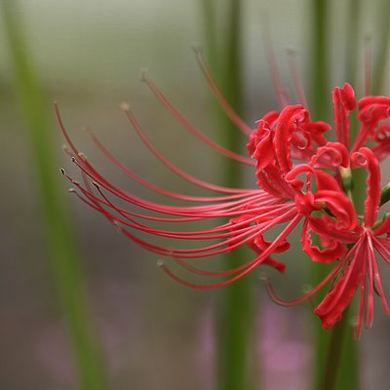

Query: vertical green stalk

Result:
[310,1,332,385]
[311,0,328,120]
[319,306,353,390]
[311,1,359,389]
[201,1,255,389]
[372,0,390,94]
[218,2,254,388]
[1,2,108,389]
[201,0,218,71]
[344,0,361,89]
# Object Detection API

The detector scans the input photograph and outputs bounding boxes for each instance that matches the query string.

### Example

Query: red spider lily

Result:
[259,80,390,334]
[59,53,389,332]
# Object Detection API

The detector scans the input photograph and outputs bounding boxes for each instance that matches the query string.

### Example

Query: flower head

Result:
[263,86,390,336]
[59,53,389,334]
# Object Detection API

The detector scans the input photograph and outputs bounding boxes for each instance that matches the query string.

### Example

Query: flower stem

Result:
[311,0,329,120]
[320,309,358,390]
[217,266,255,390]
[380,183,390,206]
[218,2,255,385]
[372,0,390,94]
[311,1,360,389]
[1,2,108,389]
[200,1,256,389]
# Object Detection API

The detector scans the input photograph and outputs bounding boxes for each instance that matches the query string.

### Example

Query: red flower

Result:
[59,55,389,333]
[265,85,390,335]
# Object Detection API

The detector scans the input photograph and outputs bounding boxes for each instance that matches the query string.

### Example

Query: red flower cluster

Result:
[59,58,389,335]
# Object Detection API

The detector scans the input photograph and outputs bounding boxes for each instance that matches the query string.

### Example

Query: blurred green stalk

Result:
[372,0,390,94]
[201,1,255,389]
[311,0,328,120]
[311,1,359,389]
[1,2,108,389]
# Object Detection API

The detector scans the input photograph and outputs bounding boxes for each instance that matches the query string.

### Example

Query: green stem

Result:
[347,0,365,221]
[311,1,360,389]
[311,0,328,120]
[320,308,351,390]
[344,0,361,88]
[201,1,255,389]
[218,2,255,386]
[217,262,254,390]
[310,0,330,386]
[200,0,218,72]
[1,2,108,389]
[372,0,390,94]
[380,183,390,206]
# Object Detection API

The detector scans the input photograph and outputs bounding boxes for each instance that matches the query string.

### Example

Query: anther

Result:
[62,144,71,153]
[120,102,130,112]
[112,220,123,232]
[78,152,87,160]
[191,45,202,55]
[258,272,269,282]
[157,259,165,267]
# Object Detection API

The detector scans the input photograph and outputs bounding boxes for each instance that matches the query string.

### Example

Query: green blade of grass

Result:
[1,2,108,389]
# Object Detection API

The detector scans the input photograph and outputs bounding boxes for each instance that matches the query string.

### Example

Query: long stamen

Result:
[91,185,291,238]
[287,48,308,106]
[263,22,289,107]
[364,35,372,95]
[265,240,363,308]
[193,48,252,135]
[264,258,346,306]
[67,163,272,219]
[88,184,291,241]
[86,127,255,203]
[121,103,255,194]
[142,73,255,166]
[70,175,271,256]
[158,213,301,288]
[71,156,274,217]
[369,236,390,315]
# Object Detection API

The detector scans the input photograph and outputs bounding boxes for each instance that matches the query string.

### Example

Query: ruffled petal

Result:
[351,147,381,227]
[332,83,356,147]
[302,219,347,263]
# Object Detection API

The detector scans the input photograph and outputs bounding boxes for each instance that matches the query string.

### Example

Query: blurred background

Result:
[0,1,389,389]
